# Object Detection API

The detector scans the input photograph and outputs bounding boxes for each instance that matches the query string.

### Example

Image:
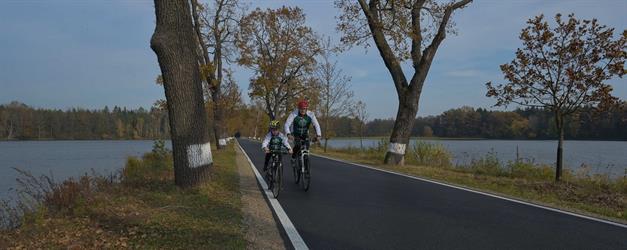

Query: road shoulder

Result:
[236,143,286,250]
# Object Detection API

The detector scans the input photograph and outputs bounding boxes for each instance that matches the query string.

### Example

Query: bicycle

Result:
[292,137,312,191]
[264,147,285,198]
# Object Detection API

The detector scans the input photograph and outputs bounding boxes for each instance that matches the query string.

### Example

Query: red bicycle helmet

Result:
[297,99,309,109]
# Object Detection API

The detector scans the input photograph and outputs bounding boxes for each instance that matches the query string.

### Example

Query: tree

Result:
[336,0,472,165]
[486,14,626,181]
[190,0,243,149]
[237,6,321,120]
[316,37,354,152]
[206,68,244,137]
[352,101,369,150]
[422,125,433,137]
[151,0,214,188]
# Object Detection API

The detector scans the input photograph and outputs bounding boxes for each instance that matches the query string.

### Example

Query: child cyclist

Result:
[262,120,293,172]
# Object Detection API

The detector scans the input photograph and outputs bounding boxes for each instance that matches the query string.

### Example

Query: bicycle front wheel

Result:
[272,162,282,198]
[301,155,310,191]
[293,157,301,184]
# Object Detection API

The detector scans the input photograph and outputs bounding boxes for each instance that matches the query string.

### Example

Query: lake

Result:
[325,138,627,177]
[1,139,625,200]
[0,140,170,201]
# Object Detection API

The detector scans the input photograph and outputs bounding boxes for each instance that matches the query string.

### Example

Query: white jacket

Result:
[261,132,292,150]
[284,109,322,137]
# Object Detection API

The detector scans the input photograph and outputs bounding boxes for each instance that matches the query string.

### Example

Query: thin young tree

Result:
[237,6,321,120]
[352,101,369,150]
[317,37,354,152]
[336,0,472,165]
[190,0,243,149]
[151,0,213,187]
[486,14,626,181]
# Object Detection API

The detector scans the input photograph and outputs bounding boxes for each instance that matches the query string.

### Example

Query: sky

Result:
[0,0,625,119]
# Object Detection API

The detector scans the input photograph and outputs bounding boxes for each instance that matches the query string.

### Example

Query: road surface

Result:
[238,139,626,249]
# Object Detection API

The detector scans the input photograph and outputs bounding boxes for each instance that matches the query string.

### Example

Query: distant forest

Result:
[1,101,626,140]
[0,102,169,140]
[327,103,627,140]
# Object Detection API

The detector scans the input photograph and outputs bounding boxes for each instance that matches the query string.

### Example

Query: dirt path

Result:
[236,144,286,250]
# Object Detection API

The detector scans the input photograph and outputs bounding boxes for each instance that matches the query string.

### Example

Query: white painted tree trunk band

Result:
[187,142,213,168]
[219,138,227,146]
[388,142,407,155]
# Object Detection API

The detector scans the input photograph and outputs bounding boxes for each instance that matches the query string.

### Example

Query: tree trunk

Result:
[212,90,227,149]
[323,116,329,152]
[555,121,564,182]
[191,0,225,150]
[384,93,420,165]
[151,0,213,188]
[7,120,13,140]
[359,122,364,150]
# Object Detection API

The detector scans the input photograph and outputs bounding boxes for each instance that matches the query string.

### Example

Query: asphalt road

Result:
[238,139,627,249]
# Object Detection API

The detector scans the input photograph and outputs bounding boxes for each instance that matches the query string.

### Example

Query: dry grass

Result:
[0,141,245,249]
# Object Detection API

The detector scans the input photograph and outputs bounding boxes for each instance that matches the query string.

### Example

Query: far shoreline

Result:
[325,137,627,142]
[2,137,627,142]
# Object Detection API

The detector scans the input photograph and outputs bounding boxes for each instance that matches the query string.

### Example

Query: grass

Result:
[0,141,245,249]
[328,136,486,140]
[314,142,627,223]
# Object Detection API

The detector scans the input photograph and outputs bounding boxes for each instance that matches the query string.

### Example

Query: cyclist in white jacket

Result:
[284,99,321,162]
[262,120,292,171]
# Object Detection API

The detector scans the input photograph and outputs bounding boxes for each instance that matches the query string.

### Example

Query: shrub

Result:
[408,141,452,168]
[121,140,173,187]
[508,160,553,180]
[1,169,115,229]
[466,150,507,176]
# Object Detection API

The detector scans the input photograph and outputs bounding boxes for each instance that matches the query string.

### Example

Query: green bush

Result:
[466,150,508,176]
[408,141,452,168]
[121,140,173,186]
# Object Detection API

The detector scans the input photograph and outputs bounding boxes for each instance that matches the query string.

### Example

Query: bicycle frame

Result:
[296,138,310,173]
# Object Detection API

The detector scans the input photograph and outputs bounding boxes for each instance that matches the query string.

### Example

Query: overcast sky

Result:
[0,0,625,119]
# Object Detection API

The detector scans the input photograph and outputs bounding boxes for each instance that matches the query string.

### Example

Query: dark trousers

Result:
[264,153,282,169]
[291,137,309,159]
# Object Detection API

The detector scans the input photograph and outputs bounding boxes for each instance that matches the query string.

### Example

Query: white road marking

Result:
[236,141,309,250]
[311,153,627,229]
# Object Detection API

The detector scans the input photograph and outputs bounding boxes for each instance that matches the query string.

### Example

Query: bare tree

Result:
[237,6,321,120]
[190,0,243,149]
[352,101,369,150]
[336,0,472,165]
[151,0,213,188]
[486,14,626,181]
[316,36,354,152]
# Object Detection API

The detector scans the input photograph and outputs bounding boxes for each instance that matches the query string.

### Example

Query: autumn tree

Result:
[151,0,213,187]
[486,14,626,181]
[336,0,472,164]
[237,6,320,120]
[206,68,243,137]
[316,37,354,152]
[189,0,243,149]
